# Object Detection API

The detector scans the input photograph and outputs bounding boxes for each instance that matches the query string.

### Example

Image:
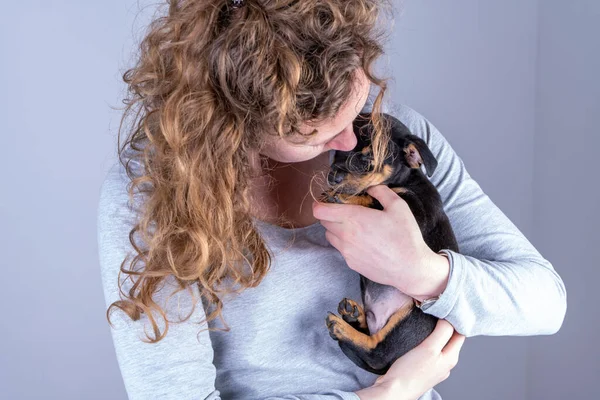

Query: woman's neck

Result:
[248,152,331,228]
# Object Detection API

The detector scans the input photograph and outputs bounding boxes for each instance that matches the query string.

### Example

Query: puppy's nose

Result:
[328,170,347,186]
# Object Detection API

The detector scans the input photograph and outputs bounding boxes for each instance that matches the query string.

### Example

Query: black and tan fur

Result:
[321,112,460,375]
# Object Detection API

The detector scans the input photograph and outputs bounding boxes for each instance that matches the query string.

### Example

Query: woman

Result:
[97,1,566,399]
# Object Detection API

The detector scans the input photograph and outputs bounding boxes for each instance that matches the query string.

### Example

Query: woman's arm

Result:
[98,161,221,399]
[388,104,567,337]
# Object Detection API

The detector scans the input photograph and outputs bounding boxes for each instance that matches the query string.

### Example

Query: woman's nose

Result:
[327,125,357,152]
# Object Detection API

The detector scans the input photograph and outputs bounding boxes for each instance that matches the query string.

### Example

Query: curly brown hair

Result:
[107,0,396,343]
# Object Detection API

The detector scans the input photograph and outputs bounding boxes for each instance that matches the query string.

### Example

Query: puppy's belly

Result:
[363,283,412,335]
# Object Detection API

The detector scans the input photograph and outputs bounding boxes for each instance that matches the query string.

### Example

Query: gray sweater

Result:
[97,102,567,400]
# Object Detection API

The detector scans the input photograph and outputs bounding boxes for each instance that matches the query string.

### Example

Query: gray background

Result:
[1,0,597,399]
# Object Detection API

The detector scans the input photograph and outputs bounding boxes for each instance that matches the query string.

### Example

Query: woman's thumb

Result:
[366,185,402,210]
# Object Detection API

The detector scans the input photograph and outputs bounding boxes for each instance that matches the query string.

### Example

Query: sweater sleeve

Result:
[97,160,222,400]
[388,104,567,337]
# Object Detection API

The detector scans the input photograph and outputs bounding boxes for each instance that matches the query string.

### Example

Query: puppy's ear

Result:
[403,135,437,178]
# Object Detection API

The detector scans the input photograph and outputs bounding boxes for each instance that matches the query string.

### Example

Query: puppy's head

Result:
[323,113,437,200]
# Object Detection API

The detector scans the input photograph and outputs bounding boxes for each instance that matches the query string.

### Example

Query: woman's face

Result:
[259,70,372,164]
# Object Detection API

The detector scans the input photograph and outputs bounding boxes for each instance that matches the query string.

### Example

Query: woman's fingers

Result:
[442,330,466,368]
[421,319,466,369]
[442,330,466,355]
[422,319,456,351]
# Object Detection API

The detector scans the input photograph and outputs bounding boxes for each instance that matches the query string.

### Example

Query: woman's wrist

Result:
[411,250,450,302]
[355,378,411,400]
[354,385,396,400]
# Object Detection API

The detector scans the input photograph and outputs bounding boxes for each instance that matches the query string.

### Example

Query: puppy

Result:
[321,112,459,375]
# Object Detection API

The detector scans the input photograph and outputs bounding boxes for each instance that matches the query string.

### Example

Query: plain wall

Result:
[529,1,600,398]
[0,1,151,399]
[0,0,593,399]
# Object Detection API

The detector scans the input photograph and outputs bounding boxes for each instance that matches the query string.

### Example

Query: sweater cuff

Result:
[420,249,465,319]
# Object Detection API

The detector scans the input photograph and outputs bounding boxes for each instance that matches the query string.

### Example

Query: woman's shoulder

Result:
[96,156,148,268]
[97,158,145,221]
[99,160,128,201]
[363,95,442,145]
[380,102,465,187]
[96,156,153,316]
[383,102,442,145]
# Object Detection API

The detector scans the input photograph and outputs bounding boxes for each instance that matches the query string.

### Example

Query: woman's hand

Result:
[312,184,450,300]
[355,319,466,400]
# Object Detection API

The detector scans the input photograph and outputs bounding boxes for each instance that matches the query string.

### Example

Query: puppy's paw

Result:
[336,193,375,207]
[338,298,361,323]
[325,312,346,341]
[338,298,368,331]
[319,189,342,204]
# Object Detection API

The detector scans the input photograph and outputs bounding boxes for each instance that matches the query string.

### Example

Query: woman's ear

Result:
[403,134,438,178]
